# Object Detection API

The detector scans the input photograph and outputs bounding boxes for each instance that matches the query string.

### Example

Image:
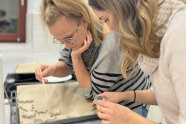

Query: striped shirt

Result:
[59,30,151,115]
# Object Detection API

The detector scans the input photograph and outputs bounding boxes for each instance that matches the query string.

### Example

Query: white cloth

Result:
[137,54,159,74]
[143,1,186,124]
[138,0,186,123]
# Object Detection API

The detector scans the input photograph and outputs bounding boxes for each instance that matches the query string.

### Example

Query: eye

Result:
[99,16,104,20]
[66,35,73,39]
[99,16,109,23]
[68,35,73,38]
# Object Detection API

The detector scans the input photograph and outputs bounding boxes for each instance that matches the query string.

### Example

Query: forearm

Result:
[128,110,158,124]
[135,89,157,105]
[72,56,91,88]
[52,61,70,77]
[120,89,157,105]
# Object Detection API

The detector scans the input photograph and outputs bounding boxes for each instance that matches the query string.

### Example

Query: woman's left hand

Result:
[71,31,92,59]
[97,100,133,124]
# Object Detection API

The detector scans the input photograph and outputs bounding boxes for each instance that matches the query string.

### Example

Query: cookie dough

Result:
[35,108,48,114]
[20,119,34,124]
[17,82,97,123]
[18,98,34,103]
[49,109,61,117]
[22,111,35,119]
[19,104,34,112]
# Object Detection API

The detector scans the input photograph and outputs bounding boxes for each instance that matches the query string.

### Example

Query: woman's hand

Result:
[97,100,156,124]
[97,100,132,124]
[99,92,125,103]
[35,64,56,83]
[92,92,126,107]
[71,31,93,59]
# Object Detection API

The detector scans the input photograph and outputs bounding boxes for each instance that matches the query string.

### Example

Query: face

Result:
[48,16,88,50]
[92,8,116,30]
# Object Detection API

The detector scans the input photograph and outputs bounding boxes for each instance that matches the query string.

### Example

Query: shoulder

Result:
[162,5,186,49]
[160,5,186,68]
[93,30,124,66]
[103,30,117,43]
[100,30,119,52]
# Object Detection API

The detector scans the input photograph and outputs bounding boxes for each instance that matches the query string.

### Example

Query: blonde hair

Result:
[179,0,186,3]
[89,0,173,78]
[41,0,102,45]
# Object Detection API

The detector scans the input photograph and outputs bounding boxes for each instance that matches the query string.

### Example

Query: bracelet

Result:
[133,90,136,102]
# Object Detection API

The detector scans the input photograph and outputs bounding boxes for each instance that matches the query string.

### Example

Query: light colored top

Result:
[138,0,186,123]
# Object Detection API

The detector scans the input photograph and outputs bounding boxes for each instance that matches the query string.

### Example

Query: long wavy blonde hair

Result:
[40,0,102,45]
[89,0,174,78]
[181,0,186,3]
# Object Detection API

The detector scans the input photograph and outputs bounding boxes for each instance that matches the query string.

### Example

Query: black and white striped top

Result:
[59,31,151,115]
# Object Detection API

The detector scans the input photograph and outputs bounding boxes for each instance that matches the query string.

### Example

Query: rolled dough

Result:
[17,82,97,124]
[19,104,34,112]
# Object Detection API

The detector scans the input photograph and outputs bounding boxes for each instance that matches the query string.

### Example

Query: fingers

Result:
[42,67,52,77]
[97,92,108,99]
[35,65,51,83]
[82,31,93,49]
[40,65,47,72]
[93,92,108,107]
[97,104,110,113]
[91,102,96,107]
[43,79,48,83]
[86,31,93,44]
[71,31,93,57]
[97,104,112,121]
[98,100,114,108]
[102,120,111,124]
[35,67,42,82]
[97,101,115,123]
[97,111,110,121]
[83,34,91,47]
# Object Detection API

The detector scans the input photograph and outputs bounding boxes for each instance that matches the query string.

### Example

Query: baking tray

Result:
[16,82,99,124]
[15,103,99,124]
[5,73,99,124]
[40,114,99,124]
[4,73,38,100]
[10,91,100,124]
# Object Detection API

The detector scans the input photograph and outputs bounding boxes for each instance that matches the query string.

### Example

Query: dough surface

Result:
[17,81,97,123]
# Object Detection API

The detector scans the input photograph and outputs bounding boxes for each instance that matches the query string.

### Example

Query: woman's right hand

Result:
[98,92,124,103]
[92,92,124,107]
[35,64,56,83]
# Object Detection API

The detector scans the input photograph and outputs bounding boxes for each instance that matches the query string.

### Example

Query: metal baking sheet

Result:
[41,114,99,124]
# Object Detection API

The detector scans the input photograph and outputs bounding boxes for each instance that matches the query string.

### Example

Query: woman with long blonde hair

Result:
[35,0,151,118]
[89,0,186,123]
